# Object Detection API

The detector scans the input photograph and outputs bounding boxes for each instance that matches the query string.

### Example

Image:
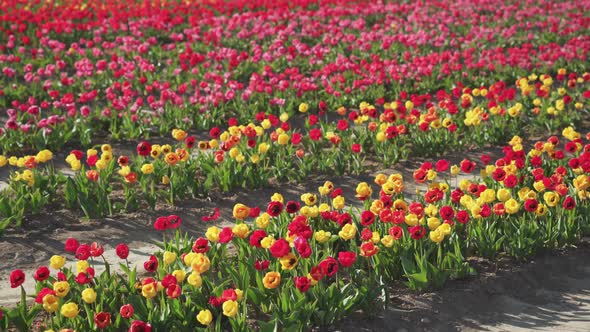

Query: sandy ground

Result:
[337,239,590,332]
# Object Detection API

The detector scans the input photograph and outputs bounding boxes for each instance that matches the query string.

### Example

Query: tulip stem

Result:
[102,254,111,278]
[20,286,26,316]
[50,314,56,331]
[169,171,174,205]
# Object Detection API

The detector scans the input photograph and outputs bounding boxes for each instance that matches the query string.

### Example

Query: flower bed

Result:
[1,0,589,153]
[1,71,589,230]
[2,0,590,330]
[3,131,590,330]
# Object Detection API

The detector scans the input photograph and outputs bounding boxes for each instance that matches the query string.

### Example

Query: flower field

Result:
[1,0,590,331]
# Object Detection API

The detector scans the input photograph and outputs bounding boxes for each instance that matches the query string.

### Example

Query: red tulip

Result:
[10,269,25,288]
[94,312,111,329]
[120,304,134,319]
[33,266,50,281]
[116,243,130,259]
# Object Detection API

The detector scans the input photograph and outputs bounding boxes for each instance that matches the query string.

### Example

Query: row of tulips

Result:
[1,71,589,227]
[2,0,590,152]
[2,130,590,330]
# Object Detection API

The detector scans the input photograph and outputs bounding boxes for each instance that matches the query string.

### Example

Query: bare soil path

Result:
[338,240,590,332]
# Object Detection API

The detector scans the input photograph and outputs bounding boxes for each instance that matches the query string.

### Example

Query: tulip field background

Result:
[1,0,590,331]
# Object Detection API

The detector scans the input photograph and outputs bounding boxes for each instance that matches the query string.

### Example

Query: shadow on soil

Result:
[336,240,590,332]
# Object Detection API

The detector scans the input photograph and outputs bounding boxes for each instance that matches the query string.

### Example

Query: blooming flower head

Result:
[53,281,70,298]
[61,302,79,319]
[197,309,213,325]
[222,300,238,317]
[82,288,97,304]
[263,271,281,289]
[9,269,25,288]
[42,294,59,313]
[95,311,111,329]
[298,102,309,113]
[232,203,250,220]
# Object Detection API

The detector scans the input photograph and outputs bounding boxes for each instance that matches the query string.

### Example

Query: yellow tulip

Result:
[197,309,213,325]
[60,302,79,319]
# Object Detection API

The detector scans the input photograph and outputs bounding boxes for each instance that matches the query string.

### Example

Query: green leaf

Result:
[128,294,149,318]
[258,319,279,332]
[0,196,13,216]
[64,178,77,208]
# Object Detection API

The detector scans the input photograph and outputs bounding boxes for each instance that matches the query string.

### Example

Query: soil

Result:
[335,239,590,332]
